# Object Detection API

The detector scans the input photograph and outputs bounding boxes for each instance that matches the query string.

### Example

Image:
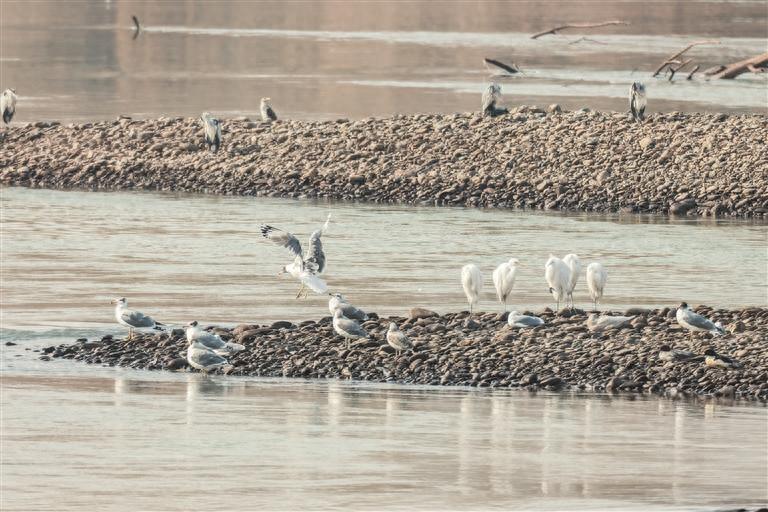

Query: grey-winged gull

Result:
[112,297,164,340]
[186,339,231,373]
[658,345,697,363]
[676,302,725,337]
[386,322,413,356]
[328,293,368,321]
[186,321,244,356]
[332,309,368,349]
[507,311,545,329]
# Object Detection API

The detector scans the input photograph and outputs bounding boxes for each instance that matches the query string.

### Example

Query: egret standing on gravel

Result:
[461,264,483,314]
[544,255,569,311]
[492,258,519,311]
[112,297,164,340]
[562,253,581,308]
[260,214,331,297]
[1,88,17,126]
[676,302,725,338]
[630,82,646,123]
[261,98,277,122]
[199,112,222,152]
[586,262,608,311]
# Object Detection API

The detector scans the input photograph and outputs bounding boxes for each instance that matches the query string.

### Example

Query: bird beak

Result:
[110,299,116,304]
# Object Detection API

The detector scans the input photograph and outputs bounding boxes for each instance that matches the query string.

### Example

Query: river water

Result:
[1,1,766,123]
[1,186,767,510]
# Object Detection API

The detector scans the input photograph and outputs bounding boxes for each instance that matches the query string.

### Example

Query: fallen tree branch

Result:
[710,52,768,79]
[531,20,628,39]
[667,58,693,81]
[483,58,520,75]
[686,65,700,80]
[652,40,720,77]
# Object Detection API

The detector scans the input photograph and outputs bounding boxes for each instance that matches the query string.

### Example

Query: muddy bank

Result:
[2,109,767,217]
[41,306,768,401]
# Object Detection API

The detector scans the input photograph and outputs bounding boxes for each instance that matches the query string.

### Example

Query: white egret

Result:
[586,262,608,311]
[544,255,569,311]
[562,253,581,308]
[492,258,519,311]
[461,264,483,314]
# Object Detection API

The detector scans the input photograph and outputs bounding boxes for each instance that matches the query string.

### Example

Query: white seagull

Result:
[461,264,483,314]
[111,297,164,340]
[586,262,608,311]
[544,255,569,311]
[332,309,369,350]
[507,311,544,329]
[675,302,725,337]
[185,321,244,356]
[492,258,519,311]
[260,214,331,297]
[328,293,368,321]
[1,88,17,126]
[186,339,231,374]
[562,253,581,308]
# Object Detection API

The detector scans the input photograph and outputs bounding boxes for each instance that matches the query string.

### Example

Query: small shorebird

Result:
[586,313,633,332]
[332,309,369,350]
[658,344,697,363]
[386,322,413,356]
[260,214,331,298]
[586,262,608,311]
[675,302,725,338]
[461,264,483,314]
[629,82,646,123]
[562,253,581,309]
[507,311,544,329]
[112,297,164,340]
[703,348,742,369]
[328,293,368,321]
[1,88,17,126]
[545,255,569,311]
[492,258,519,312]
[199,112,222,152]
[187,339,231,374]
[481,83,507,117]
[185,321,244,356]
[260,97,277,122]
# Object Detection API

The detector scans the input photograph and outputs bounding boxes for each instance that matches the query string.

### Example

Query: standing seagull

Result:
[562,253,581,308]
[185,321,244,356]
[386,323,413,356]
[332,309,369,350]
[260,214,331,297]
[544,255,569,311]
[260,98,277,122]
[461,264,483,314]
[675,302,725,338]
[328,293,368,321]
[481,83,507,117]
[187,339,231,374]
[1,88,17,126]
[112,297,164,340]
[630,82,646,123]
[586,262,608,311]
[199,112,222,152]
[492,258,519,311]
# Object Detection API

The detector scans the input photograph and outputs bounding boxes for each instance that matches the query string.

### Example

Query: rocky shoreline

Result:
[41,305,768,402]
[2,109,767,217]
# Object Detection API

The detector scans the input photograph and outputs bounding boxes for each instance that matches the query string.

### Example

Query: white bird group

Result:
[461,254,608,314]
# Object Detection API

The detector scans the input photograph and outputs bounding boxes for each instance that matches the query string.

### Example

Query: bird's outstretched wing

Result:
[304,229,325,274]
[121,309,156,328]
[260,225,303,259]
[299,272,328,294]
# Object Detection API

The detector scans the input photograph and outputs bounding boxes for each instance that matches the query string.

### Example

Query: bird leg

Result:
[295,283,306,299]
[128,328,134,341]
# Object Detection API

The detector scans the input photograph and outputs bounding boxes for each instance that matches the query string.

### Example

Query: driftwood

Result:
[686,65,700,80]
[531,20,628,39]
[483,58,520,75]
[652,40,720,77]
[667,58,693,81]
[132,15,141,40]
[710,52,768,79]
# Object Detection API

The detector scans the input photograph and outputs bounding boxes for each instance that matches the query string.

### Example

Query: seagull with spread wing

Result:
[260,214,331,298]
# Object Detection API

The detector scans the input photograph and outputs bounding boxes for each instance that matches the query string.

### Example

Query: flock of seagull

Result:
[108,212,737,375]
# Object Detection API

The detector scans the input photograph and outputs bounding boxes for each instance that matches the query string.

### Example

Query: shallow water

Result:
[0,1,766,123]
[1,186,766,331]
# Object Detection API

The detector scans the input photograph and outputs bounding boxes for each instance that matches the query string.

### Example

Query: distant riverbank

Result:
[2,109,767,218]
[43,305,768,402]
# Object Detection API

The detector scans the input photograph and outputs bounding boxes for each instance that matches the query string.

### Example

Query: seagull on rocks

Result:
[386,322,413,356]
[260,214,331,298]
[260,97,277,122]
[492,258,519,312]
[562,253,581,309]
[703,348,742,369]
[586,262,608,311]
[586,313,633,332]
[332,309,369,350]
[507,311,545,329]
[199,112,222,152]
[658,344,697,363]
[112,297,164,340]
[1,88,17,126]
[186,339,232,374]
[185,321,244,356]
[676,302,725,338]
[630,82,646,123]
[328,293,368,321]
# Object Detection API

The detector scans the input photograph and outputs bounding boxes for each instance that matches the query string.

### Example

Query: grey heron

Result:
[199,112,222,152]
[630,82,646,123]
[261,97,277,122]
[1,88,17,126]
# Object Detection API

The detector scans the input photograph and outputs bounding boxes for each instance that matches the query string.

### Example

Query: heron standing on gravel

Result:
[261,97,277,122]
[630,82,646,123]
[199,112,222,152]
[1,88,17,126]
[481,83,507,117]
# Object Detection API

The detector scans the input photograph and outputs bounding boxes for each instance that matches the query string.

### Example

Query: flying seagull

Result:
[630,82,646,123]
[111,297,164,340]
[199,112,222,152]
[1,88,17,126]
[260,214,331,297]
[185,321,244,356]
[261,97,277,122]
